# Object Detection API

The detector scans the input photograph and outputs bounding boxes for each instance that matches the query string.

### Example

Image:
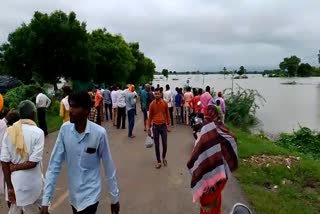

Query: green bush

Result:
[4,84,44,108]
[46,99,63,133]
[224,85,265,128]
[276,127,320,159]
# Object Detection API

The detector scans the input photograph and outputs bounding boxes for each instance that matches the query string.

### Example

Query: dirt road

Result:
[0,113,249,214]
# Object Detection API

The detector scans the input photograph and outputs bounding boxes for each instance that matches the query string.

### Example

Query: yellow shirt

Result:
[60,97,70,123]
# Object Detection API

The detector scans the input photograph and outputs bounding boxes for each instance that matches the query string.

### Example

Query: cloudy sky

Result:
[1,0,319,72]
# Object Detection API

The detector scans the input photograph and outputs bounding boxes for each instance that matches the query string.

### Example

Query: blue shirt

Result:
[140,89,148,110]
[175,94,182,107]
[42,120,119,211]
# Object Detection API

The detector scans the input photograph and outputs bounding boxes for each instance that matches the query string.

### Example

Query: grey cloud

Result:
[1,0,319,71]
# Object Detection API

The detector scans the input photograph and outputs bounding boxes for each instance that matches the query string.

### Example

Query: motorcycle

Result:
[190,101,204,139]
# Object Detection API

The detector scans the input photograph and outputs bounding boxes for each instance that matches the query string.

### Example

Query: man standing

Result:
[103,86,113,121]
[36,89,51,136]
[126,85,136,138]
[60,85,72,123]
[163,84,174,126]
[111,86,119,126]
[40,91,120,214]
[216,91,226,123]
[200,86,213,114]
[94,87,103,125]
[183,87,193,125]
[146,85,155,116]
[117,86,126,129]
[0,109,20,200]
[148,88,171,169]
[1,100,44,213]
[140,85,148,131]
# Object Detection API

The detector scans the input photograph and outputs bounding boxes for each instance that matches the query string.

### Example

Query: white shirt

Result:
[36,93,51,108]
[163,90,174,108]
[0,119,7,194]
[111,90,119,108]
[1,124,44,206]
[117,90,126,108]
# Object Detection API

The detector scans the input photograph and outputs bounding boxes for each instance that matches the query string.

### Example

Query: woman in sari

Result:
[187,104,238,214]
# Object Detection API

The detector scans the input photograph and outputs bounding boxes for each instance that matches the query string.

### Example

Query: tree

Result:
[162,69,169,78]
[237,66,246,76]
[127,42,155,85]
[1,24,34,83]
[90,29,136,85]
[297,63,312,77]
[1,10,157,88]
[1,11,92,88]
[279,55,301,77]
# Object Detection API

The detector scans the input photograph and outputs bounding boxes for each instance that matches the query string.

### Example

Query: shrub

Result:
[276,127,320,159]
[224,85,265,128]
[4,84,44,108]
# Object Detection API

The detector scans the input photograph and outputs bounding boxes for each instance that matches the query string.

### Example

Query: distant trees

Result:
[162,69,169,78]
[0,10,155,88]
[279,56,301,77]
[279,55,317,77]
[297,63,312,77]
[237,66,246,76]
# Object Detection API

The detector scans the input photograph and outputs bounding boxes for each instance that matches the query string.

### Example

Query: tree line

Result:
[263,55,320,77]
[0,10,156,89]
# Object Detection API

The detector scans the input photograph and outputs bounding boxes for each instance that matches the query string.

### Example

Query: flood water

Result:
[152,74,320,134]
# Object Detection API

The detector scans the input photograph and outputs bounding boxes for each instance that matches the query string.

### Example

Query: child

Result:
[216,99,223,122]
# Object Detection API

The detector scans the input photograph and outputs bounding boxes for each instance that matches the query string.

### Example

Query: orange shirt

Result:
[0,94,3,112]
[148,98,171,128]
[94,90,103,108]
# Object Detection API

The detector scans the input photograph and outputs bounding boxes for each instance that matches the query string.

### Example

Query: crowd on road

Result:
[0,82,237,214]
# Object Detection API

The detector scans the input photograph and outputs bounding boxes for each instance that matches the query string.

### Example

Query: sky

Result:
[0,0,319,72]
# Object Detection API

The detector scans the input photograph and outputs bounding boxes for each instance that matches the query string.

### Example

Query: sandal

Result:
[163,159,167,166]
[155,163,162,169]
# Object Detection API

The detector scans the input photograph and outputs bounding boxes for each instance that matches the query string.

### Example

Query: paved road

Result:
[0,113,249,214]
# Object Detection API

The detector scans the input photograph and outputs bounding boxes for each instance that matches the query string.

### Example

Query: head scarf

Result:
[187,104,238,203]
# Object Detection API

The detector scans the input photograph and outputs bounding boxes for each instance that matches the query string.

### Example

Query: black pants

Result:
[105,103,112,120]
[72,202,99,214]
[128,109,135,137]
[37,108,48,136]
[117,107,126,129]
[152,124,168,163]
[169,107,174,126]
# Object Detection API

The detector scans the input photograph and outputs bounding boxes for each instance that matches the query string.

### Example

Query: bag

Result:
[145,136,154,148]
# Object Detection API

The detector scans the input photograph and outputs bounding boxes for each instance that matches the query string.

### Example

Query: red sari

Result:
[200,181,226,214]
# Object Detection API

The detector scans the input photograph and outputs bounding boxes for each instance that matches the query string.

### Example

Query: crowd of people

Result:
[0,82,236,214]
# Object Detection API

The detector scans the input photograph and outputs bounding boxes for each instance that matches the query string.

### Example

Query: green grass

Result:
[230,127,320,214]
[46,100,63,133]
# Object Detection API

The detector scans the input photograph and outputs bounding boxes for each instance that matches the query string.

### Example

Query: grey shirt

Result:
[125,91,136,111]
[102,89,112,105]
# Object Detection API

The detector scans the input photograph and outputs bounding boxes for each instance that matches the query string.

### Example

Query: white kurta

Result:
[1,124,44,206]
